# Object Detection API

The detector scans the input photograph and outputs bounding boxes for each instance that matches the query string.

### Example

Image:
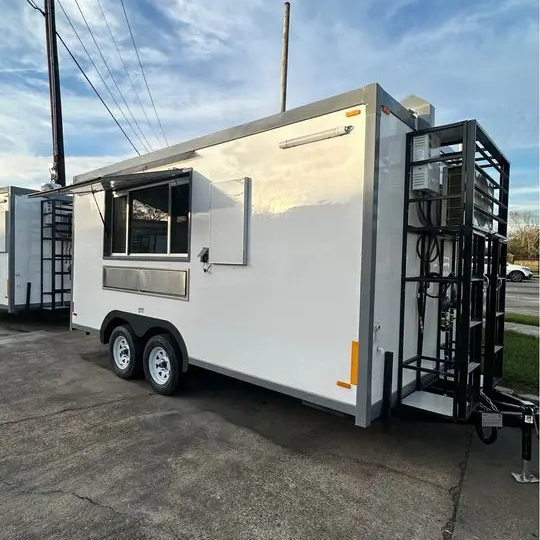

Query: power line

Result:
[24,0,45,15]
[71,0,154,152]
[95,0,163,147]
[24,0,140,155]
[57,0,149,153]
[119,0,169,147]
[55,31,140,155]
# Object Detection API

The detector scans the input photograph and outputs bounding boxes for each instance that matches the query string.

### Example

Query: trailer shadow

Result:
[0,310,69,334]
[79,342,470,484]
[183,366,471,466]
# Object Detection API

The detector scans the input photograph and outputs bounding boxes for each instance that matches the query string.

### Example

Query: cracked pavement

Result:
[0,314,537,539]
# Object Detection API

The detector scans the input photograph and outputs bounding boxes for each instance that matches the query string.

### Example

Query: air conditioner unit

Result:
[474,172,495,231]
[411,134,440,194]
[444,167,494,231]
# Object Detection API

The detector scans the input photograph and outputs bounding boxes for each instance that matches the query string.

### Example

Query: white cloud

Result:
[0,153,126,189]
[511,186,540,195]
[509,202,540,212]
[0,0,537,213]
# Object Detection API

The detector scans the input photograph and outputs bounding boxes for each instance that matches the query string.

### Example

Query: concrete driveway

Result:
[0,315,537,540]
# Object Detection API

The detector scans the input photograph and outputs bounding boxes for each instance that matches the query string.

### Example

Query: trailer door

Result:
[0,197,8,307]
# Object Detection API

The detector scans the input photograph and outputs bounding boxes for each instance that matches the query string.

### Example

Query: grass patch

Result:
[502,330,539,394]
[505,312,540,327]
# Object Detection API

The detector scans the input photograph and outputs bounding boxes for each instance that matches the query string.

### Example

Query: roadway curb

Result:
[504,322,539,336]
[496,385,539,405]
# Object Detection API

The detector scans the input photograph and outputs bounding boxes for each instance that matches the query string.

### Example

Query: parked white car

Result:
[506,263,534,282]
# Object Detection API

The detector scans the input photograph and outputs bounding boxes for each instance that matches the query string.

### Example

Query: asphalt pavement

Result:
[453,428,539,540]
[0,315,538,540]
[506,280,539,316]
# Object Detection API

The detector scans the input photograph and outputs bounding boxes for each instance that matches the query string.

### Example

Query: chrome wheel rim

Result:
[113,336,130,370]
[149,347,171,385]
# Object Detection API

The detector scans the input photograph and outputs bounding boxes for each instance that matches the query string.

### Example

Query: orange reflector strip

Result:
[382,105,391,115]
[350,340,359,385]
[346,109,361,117]
[337,381,352,389]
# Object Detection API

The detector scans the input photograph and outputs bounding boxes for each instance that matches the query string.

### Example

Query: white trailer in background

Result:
[36,82,515,432]
[0,186,72,313]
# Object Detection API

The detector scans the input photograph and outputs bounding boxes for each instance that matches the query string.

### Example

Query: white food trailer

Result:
[35,82,524,437]
[0,186,72,313]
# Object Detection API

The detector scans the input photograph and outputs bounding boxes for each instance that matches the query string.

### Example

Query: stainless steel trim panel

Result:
[103,255,190,263]
[355,85,381,428]
[103,266,189,299]
[355,85,428,427]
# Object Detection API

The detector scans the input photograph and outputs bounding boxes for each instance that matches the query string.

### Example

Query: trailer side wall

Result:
[13,195,42,308]
[73,106,368,411]
[367,111,439,422]
[0,190,8,309]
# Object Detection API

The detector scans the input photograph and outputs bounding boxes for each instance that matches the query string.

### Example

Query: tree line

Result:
[508,211,539,260]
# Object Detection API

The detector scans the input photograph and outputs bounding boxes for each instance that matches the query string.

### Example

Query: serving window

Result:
[104,177,191,259]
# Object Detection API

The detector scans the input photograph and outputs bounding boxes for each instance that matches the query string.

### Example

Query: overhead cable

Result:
[95,0,163,148]
[71,0,153,151]
[119,0,169,147]
[58,0,149,153]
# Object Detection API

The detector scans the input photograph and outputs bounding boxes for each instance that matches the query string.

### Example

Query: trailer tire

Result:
[143,334,181,395]
[109,325,143,379]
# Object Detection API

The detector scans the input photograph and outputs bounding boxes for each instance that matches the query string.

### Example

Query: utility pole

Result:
[44,0,66,186]
[280,1,290,113]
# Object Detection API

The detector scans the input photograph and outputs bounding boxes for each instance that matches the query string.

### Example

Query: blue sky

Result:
[0,0,538,212]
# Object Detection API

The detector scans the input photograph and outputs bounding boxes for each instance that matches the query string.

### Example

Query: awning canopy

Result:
[29,168,192,198]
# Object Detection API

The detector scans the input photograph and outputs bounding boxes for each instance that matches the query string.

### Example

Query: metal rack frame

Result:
[397,120,510,421]
[40,198,73,310]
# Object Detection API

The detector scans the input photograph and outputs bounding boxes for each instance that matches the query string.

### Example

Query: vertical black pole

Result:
[52,201,56,310]
[25,283,31,311]
[456,121,476,420]
[44,0,66,187]
[382,351,394,431]
[280,2,291,113]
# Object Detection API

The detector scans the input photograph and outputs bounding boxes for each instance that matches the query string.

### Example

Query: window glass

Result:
[170,183,190,254]
[130,185,169,254]
[105,177,191,257]
[111,195,127,253]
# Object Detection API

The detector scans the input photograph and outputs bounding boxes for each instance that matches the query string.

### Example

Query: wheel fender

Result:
[100,311,189,372]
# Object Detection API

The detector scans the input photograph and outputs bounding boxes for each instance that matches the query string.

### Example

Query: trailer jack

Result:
[511,404,539,484]
[477,390,539,484]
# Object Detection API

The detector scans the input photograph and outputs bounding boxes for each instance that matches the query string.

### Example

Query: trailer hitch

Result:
[476,390,539,483]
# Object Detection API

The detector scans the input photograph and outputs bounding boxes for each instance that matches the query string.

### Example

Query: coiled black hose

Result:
[475,422,498,445]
